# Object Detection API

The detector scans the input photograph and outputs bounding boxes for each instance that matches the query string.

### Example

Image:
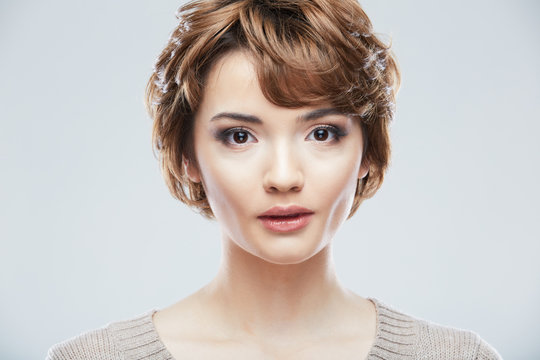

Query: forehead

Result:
[202,51,260,110]
[198,51,333,121]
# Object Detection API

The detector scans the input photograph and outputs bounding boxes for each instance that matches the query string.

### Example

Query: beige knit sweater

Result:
[46,298,502,359]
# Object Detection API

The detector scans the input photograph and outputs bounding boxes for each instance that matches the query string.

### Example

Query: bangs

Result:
[218,0,395,120]
[252,38,350,109]
[238,3,348,108]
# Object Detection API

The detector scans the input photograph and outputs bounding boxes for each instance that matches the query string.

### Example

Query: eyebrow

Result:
[209,108,344,124]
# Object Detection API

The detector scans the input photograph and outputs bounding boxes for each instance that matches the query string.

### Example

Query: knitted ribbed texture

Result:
[366,298,417,359]
[46,298,502,359]
[367,299,502,360]
[46,327,121,360]
[109,310,174,360]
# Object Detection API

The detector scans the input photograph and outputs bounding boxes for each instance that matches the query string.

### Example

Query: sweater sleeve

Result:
[474,333,503,360]
[46,327,122,360]
[416,319,503,360]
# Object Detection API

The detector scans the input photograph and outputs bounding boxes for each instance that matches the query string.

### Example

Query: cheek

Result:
[307,146,362,225]
[309,148,361,198]
[196,148,259,219]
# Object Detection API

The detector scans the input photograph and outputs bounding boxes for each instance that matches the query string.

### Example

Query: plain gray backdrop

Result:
[1,0,539,359]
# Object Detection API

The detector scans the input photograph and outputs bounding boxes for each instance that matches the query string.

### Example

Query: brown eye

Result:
[233,131,248,143]
[314,129,329,141]
[306,125,345,143]
[218,127,256,146]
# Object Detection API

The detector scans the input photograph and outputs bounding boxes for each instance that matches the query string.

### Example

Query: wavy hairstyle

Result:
[146,0,400,219]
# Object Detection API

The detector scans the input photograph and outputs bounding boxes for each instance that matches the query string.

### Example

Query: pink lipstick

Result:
[257,205,314,233]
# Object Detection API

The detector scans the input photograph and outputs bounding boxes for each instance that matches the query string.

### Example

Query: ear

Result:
[358,159,370,180]
[183,156,201,183]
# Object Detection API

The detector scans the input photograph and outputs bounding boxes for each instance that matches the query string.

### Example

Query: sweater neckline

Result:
[111,297,417,359]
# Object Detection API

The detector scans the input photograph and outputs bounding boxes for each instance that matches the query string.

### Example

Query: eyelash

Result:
[216,126,257,146]
[216,125,347,146]
[305,125,347,143]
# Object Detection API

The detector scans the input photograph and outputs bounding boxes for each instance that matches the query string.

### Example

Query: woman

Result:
[47,0,502,359]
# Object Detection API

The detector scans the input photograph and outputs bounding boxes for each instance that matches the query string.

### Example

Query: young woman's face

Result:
[188,51,368,265]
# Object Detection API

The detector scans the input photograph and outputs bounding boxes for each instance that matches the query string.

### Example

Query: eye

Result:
[218,127,257,146]
[306,125,345,142]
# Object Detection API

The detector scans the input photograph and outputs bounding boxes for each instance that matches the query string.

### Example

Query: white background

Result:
[1,0,539,359]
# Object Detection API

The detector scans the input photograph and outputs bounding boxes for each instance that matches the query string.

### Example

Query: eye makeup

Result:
[213,126,257,146]
[306,124,348,143]
[213,124,349,147]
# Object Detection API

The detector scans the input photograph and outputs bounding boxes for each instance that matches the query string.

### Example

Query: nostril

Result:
[266,183,302,193]
[262,154,304,192]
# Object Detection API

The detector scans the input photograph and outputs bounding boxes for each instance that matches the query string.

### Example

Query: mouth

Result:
[257,206,314,233]
[258,205,314,217]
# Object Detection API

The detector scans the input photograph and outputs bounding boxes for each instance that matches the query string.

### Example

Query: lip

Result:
[258,205,314,217]
[257,205,314,233]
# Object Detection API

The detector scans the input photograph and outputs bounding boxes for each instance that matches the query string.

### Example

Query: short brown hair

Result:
[146,0,400,219]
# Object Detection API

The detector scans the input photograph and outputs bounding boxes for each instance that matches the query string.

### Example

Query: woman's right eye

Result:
[218,128,257,146]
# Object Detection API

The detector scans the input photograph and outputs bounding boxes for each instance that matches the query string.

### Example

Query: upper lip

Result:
[258,205,314,217]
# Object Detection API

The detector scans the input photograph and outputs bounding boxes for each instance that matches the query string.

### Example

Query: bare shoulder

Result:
[46,326,120,360]
[152,290,223,348]
[152,294,256,359]
[415,317,503,360]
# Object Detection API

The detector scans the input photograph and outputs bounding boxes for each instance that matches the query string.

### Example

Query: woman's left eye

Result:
[306,125,345,142]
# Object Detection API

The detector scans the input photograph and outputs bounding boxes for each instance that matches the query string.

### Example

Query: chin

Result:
[250,237,328,266]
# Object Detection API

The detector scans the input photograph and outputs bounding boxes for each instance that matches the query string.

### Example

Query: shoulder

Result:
[415,317,502,360]
[46,309,166,360]
[369,298,502,360]
[46,326,119,360]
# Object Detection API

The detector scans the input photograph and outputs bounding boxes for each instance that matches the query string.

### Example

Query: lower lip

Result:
[257,213,314,233]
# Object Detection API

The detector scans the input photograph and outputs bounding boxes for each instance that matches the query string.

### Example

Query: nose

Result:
[262,142,304,193]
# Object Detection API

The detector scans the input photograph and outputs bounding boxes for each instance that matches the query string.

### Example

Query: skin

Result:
[153,51,377,359]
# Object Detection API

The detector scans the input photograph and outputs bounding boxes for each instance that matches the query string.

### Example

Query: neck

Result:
[200,235,354,340]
